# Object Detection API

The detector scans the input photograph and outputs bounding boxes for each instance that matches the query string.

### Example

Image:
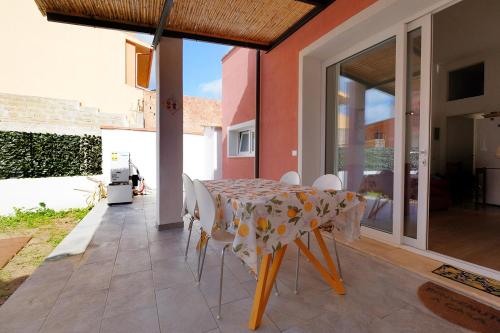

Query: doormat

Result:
[418,282,500,333]
[0,236,32,268]
[432,264,499,297]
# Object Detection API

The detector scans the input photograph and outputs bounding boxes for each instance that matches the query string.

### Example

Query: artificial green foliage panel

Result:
[0,131,102,179]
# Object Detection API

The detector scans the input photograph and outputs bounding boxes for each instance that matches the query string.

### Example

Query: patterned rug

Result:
[418,282,500,333]
[432,264,499,297]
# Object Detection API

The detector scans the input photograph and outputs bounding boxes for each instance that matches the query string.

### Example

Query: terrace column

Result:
[156,37,184,230]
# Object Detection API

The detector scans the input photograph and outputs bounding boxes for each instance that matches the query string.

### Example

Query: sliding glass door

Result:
[325,37,397,235]
[403,17,431,249]
[325,18,431,246]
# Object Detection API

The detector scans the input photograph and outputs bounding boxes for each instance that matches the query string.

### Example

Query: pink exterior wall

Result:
[221,48,257,179]
[259,0,377,180]
[221,0,377,180]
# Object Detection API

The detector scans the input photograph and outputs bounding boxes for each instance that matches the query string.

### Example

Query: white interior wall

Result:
[431,0,500,174]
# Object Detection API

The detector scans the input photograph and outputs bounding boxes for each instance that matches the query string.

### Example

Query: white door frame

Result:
[299,0,500,279]
[401,15,432,250]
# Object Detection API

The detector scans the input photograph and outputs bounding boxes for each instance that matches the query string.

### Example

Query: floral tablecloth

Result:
[202,179,366,272]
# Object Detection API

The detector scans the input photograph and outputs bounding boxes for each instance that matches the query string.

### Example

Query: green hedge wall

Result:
[0,131,102,179]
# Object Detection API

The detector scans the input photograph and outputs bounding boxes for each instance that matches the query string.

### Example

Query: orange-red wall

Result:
[221,0,377,180]
[259,0,377,179]
[221,48,257,179]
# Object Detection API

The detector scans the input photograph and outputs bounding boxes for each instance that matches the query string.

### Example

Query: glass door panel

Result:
[403,15,431,249]
[404,28,422,239]
[326,37,396,234]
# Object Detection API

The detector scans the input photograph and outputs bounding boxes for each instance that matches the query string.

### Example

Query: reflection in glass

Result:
[326,37,396,233]
[404,28,422,239]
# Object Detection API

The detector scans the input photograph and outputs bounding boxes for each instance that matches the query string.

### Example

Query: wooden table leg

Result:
[294,236,345,295]
[313,229,345,293]
[249,254,270,330]
[248,246,288,330]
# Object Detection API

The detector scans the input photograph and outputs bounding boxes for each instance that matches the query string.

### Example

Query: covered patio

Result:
[0,196,470,333]
[1,1,498,332]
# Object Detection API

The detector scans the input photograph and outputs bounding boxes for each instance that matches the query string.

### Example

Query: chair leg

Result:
[306,233,310,262]
[218,244,229,319]
[198,236,210,282]
[332,233,343,280]
[184,218,194,261]
[294,245,300,294]
[272,253,280,296]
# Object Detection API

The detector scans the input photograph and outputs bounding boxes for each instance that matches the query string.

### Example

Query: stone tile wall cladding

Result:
[0,92,130,136]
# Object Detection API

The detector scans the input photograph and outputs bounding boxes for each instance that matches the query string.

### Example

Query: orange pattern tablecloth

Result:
[203,179,366,271]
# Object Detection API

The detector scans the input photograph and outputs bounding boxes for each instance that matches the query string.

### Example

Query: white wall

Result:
[102,128,221,191]
[183,127,222,181]
[101,128,157,187]
[0,128,222,216]
[431,0,500,174]
[0,176,103,215]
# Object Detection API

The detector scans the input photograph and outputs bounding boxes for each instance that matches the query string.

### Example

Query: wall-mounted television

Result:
[448,62,484,101]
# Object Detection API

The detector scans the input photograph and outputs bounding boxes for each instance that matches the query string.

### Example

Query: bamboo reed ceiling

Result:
[34,0,319,47]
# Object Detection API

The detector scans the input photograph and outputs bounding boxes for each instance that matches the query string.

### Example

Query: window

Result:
[238,130,251,154]
[125,39,153,89]
[227,120,256,157]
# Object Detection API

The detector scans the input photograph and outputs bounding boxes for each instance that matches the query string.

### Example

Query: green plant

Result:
[0,131,102,179]
[0,203,89,233]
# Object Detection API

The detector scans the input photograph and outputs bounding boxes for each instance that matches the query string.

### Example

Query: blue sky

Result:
[338,76,395,124]
[136,34,231,99]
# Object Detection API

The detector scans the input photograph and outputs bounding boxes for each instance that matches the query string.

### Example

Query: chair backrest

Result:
[280,171,301,185]
[312,174,342,191]
[182,173,196,216]
[193,180,216,235]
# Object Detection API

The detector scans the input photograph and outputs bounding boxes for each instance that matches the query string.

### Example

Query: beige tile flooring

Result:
[0,196,477,333]
[333,233,500,309]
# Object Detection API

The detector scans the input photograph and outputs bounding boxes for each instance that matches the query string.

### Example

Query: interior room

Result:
[428,0,500,271]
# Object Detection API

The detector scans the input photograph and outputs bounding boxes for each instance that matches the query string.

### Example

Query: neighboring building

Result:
[221,48,257,179]
[0,0,153,134]
[141,93,222,134]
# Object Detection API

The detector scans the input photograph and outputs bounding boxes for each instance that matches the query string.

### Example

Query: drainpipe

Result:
[255,50,261,178]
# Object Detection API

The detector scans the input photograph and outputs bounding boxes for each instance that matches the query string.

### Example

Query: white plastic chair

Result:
[279,171,301,185]
[182,173,197,260]
[312,174,343,191]
[193,180,235,319]
[295,174,343,294]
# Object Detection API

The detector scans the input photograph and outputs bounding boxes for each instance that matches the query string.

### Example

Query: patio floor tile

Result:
[100,307,160,333]
[0,195,477,333]
[156,284,218,333]
[39,289,107,333]
[113,247,151,276]
[59,259,114,298]
[104,270,156,318]
[152,255,195,290]
[210,298,280,333]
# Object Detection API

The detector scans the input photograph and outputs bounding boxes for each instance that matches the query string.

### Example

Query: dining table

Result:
[201,178,366,330]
